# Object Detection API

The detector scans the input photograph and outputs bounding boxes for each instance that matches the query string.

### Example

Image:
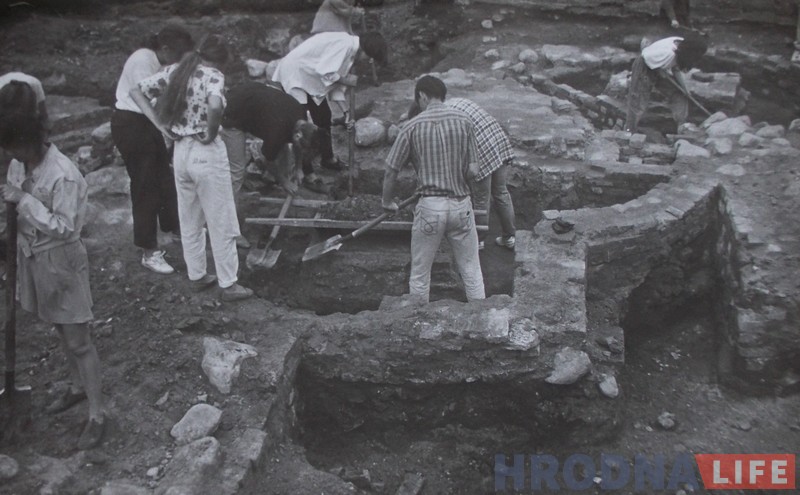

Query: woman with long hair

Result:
[111,24,193,275]
[131,34,253,301]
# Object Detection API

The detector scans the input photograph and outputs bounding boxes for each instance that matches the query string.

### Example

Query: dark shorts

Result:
[19,241,93,324]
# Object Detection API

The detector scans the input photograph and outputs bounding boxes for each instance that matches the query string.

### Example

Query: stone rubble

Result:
[0,454,19,480]
[170,403,223,445]
[201,337,258,394]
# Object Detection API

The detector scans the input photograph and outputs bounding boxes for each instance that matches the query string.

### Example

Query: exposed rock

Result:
[541,44,601,68]
[789,119,800,132]
[245,59,268,78]
[491,13,504,22]
[263,27,291,56]
[707,117,750,137]
[100,481,152,495]
[440,68,473,88]
[29,453,85,495]
[656,411,677,430]
[0,454,19,480]
[265,60,281,80]
[584,137,620,163]
[705,137,733,155]
[519,48,539,64]
[170,404,223,445]
[756,124,785,139]
[674,139,710,162]
[733,419,753,431]
[201,337,258,394]
[701,111,728,129]
[481,19,493,29]
[396,472,425,495]
[491,60,511,71]
[598,375,619,398]
[355,117,387,147]
[738,132,764,148]
[716,164,746,177]
[159,437,221,495]
[86,166,131,197]
[545,347,591,385]
[91,122,113,147]
[484,48,500,59]
[147,467,160,478]
[507,318,539,351]
[508,62,526,74]
[771,137,791,147]
[287,34,307,53]
[686,71,748,115]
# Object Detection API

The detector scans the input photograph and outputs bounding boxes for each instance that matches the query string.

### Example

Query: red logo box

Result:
[696,454,795,490]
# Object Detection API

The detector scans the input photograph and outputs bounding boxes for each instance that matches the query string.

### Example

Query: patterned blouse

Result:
[138,64,226,137]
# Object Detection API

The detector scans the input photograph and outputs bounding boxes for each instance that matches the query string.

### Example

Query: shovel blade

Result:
[302,235,344,262]
[247,248,282,270]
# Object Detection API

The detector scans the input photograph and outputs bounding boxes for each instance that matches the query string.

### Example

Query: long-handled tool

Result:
[348,87,356,197]
[359,14,379,87]
[665,75,712,117]
[302,194,418,262]
[0,203,32,438]
[245,194,293,270]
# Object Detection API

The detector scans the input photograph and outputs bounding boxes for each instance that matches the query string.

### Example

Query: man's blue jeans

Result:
[409,196,486,302]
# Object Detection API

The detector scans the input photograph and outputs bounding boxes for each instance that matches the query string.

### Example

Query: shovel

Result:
[245,194,293,270]
[0,203,32,438]
[664,75,712,117]
[302,194,418,262]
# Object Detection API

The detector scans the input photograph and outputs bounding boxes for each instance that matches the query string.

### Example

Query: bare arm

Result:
[130,86,174,138]
[382,167,399,211]
[200,95,224,144]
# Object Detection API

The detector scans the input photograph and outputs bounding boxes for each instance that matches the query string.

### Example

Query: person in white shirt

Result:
[624,34,707,133]
[110,24,193,275]
[272,30,386,192]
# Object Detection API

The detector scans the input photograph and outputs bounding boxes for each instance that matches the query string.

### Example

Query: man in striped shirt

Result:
[382,75,485,303]
[444,98,517,250]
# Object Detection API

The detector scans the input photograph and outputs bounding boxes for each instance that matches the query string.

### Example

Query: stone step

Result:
[47,95,112,136]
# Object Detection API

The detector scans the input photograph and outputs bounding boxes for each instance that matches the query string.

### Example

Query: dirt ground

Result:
[0,1,799,494]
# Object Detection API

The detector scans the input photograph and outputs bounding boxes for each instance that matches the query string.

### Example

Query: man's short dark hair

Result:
[414,75,447,102]
[675,32,708,70]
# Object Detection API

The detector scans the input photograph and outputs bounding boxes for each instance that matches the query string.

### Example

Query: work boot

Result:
[321,157,345,171]
[141,250,174,275]
[77,417,106,450]
[191,274,217,292]
[221,283,254,302]
[44,388,87,415]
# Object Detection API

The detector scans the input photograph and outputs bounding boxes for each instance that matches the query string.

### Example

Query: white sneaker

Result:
[495,236,516,249]
[141,250,175,275]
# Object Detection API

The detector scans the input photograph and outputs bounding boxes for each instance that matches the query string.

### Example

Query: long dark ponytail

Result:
[155,34,229,127]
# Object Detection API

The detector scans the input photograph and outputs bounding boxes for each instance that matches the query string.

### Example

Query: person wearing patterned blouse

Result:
[131,35,253,302]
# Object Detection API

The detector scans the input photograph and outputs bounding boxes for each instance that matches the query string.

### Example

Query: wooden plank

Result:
[244,217,489,231]
[258,197,333,208]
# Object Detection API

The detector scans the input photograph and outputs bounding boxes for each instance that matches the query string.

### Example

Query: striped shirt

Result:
[446,98,515,182]
[386,101,478,197]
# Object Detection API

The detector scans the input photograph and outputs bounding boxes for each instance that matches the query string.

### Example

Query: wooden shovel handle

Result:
[345,194,419,242]
[5,202,17,381]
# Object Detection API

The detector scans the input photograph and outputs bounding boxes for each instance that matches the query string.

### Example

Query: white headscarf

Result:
[642,36,683,70]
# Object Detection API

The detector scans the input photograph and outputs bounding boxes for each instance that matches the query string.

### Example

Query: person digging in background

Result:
[111,24,194,275]
[660,0,691,29]
[383,75,485,304]
[408,97,517,251]
[311,0,365,35]
[624,33,708,134]
[0,82,106,450]
[131,35,254,302]
[220,81,323,234]
[272,30,387,193]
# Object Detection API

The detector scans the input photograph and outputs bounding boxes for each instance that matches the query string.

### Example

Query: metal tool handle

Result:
[348,87,356,197]
[267,194,293,245]
[664,74,712,116]
[345,194,418,242]
[5,202,17,387]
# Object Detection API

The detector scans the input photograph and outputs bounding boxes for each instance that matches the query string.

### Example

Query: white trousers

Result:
[173,137,241,288]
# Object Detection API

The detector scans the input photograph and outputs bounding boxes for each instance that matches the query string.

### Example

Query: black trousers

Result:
[110,110,179,250]
[304,97,334,175]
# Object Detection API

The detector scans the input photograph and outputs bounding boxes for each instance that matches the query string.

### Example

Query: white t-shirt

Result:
[114,48,161,113]
[0,72,46,103]
[272,32,359,106]
[642,36,683,70]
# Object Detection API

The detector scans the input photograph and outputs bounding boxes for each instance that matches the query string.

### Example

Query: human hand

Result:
[1,184,25,204]
[196,131,217,145]
[282,179,299,196]
[382,200,399,213]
